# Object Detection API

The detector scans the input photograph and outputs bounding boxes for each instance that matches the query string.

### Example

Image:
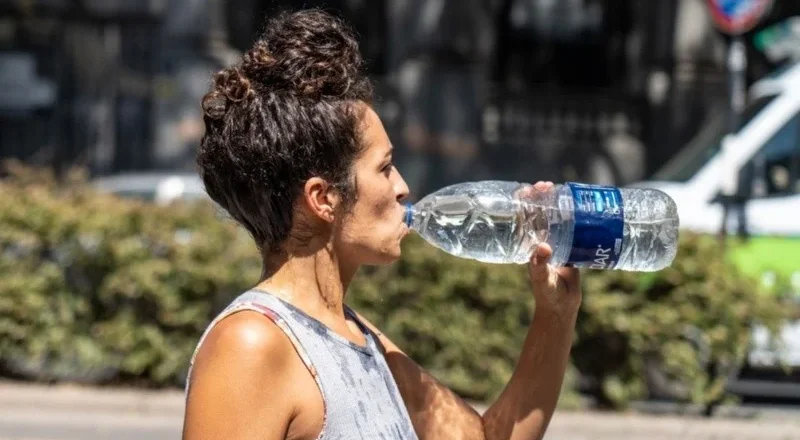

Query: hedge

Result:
[0,163,790,409]
[0,163,262,385]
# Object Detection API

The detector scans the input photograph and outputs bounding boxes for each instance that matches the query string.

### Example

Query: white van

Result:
[635,61,800,399]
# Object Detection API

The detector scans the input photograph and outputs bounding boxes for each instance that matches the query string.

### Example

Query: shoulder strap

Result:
[343,306,388,357]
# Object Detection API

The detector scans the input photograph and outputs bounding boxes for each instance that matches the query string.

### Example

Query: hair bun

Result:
[201,91,227,120]
[202,67,256,120]
[242,40,276,75]
[215,68,254,103]
[243,9,367,98]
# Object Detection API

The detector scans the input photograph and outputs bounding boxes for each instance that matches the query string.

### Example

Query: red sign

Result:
[706,0,774,35]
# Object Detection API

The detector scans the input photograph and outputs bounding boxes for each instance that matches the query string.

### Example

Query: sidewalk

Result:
[0,380,185,416]
[1,380,799,440]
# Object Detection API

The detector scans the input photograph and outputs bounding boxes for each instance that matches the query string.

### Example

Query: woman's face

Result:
[333,106,410,267]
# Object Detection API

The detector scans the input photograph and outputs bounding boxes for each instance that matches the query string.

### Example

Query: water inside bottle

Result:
[613,188,680,271]
[407,181,680,271]
[408,181,550,264]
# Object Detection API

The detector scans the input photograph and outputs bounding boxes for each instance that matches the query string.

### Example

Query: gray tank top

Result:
[186,289,419,440]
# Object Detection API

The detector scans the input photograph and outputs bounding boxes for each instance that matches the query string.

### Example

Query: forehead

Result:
[359,106,391,157]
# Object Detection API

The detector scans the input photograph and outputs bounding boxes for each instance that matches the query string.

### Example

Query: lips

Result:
[397,204,410,238]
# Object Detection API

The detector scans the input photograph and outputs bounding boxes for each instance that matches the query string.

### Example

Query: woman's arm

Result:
[357,236,581,440]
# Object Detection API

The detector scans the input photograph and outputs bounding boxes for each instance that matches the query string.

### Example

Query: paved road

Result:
[3,406,800,440]
[0,382,183,440]
[0,408,180,440]
[1,382,799,439]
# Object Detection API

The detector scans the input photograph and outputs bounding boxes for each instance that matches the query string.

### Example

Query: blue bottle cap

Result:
[404,203,414,227]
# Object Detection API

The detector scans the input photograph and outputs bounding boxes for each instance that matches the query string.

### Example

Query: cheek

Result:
[353,177,395,218]
[371,189,403,231]
[371,192,396,219]
[343,190,398,240]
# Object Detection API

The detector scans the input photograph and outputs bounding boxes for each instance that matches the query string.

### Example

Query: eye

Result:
[381,161,394,174]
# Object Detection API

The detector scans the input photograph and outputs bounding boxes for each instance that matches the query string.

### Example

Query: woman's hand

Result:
[524,181,582,325]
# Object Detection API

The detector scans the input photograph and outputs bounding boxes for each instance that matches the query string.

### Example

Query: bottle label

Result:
[566,182,624,269]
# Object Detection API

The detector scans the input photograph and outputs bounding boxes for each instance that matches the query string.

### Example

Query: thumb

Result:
[556,265,581,292]
[528,243,553,285]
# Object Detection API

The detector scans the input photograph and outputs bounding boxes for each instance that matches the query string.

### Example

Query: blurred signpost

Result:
[705,0,773,248]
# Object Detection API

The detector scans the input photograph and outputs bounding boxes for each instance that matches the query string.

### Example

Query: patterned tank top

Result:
[186,289,419,440]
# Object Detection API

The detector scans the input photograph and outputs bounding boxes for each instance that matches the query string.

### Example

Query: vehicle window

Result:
[746,111,800,197]
[653,95,777,182]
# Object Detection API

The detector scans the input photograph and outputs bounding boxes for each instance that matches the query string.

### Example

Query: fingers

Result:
[525,182,563,291]
[528,243,553,284]
[526,182,555,285]
[517,181,554,199]
[557,265,581,291]
[530,242,581,290]
[532,181,553,192]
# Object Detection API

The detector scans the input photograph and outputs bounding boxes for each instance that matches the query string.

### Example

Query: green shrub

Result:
[572,233,789,408]
[0,163,789,410]
[350,231,788,409]
[0,163,261,384]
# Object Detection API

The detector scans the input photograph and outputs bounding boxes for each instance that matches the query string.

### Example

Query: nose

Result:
[395,169,410,203]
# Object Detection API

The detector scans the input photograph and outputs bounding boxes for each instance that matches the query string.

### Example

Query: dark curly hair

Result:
[196,9,373,260]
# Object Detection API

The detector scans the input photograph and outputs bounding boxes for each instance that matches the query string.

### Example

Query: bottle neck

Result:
[404,203,415,228]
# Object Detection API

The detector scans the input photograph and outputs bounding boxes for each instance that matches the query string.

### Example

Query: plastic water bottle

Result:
[404,181,679,271]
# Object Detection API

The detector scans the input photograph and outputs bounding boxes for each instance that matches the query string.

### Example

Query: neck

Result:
[256,242,357,320]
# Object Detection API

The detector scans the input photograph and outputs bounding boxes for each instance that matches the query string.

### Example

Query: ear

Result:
[302,177,340,223]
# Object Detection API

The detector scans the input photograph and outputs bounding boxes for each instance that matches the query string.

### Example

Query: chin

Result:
[368,246,403,266]
[374,252,402,266]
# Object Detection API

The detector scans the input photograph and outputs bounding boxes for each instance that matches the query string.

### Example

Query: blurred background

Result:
[1,0,797,193]
[1,1,800,439]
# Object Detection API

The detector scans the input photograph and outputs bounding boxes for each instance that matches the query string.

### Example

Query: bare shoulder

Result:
[183,310,300,439]
[194,310,296,372]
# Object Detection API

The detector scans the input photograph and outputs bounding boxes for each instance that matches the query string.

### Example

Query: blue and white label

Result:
[566,182,624,269]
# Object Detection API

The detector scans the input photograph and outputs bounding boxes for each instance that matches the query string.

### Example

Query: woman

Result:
[182,9,581,440]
